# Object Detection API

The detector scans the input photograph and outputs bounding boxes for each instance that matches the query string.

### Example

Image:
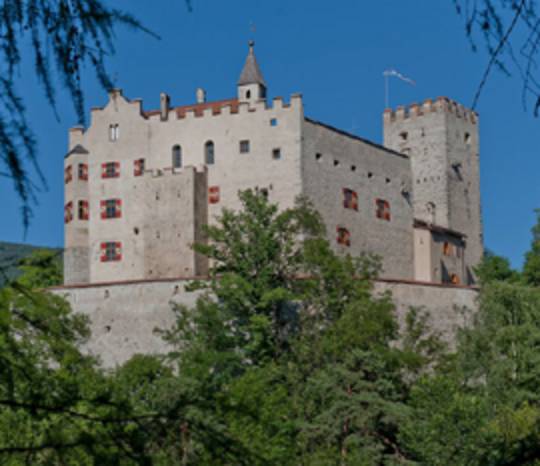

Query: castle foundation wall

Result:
[50,279,478,367]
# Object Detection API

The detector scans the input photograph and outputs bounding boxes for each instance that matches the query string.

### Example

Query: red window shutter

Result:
[64,165,72,184]
[100,242,107,262]
[209,186,220,204]
[115,199,122,218]
[114,162,120,177]
[115,242,122,261]
[101,163,107,179]
[352,191,358,211]
[100,200,106,219]
[83,200,89,220]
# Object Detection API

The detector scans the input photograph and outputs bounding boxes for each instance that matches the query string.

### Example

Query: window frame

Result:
[336,226,351,247]
[375,199,391,221]
[343,188,358,211]
[100,241,122,262]
[78,200,89,220]
[239,140,250,154]
[172,145,182,169]
[205,141,215,165]
[101,162,120,179]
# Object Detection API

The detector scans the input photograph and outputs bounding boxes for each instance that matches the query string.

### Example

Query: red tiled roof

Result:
[144,98,239,118]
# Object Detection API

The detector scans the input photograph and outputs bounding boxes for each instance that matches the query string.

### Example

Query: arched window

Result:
[172,145,182,168]
[205,141,215,165]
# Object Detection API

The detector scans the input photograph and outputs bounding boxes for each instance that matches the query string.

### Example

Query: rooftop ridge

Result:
[384,96,478,124]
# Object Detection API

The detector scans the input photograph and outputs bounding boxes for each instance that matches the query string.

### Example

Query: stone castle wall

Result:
[50,279,477,367]
[301,118,414,280]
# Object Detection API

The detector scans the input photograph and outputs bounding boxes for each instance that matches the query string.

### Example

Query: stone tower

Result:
[383,97,483,282]
[64,130,90,285]
[237,41,267,104]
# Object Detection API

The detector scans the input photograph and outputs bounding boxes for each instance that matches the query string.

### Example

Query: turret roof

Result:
[238,41,266,87]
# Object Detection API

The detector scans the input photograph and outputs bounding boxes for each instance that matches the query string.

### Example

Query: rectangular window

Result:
[101,162,120,179]
[343,188,358,210]
[78,163,88,181]
[64,201,73,223]
[100,242,122,262]
[64,165,72,184]
[336,227,351,247]
[272,148,281,160]
[239,140,250,154]
[376,199,391,221]
[109,124,119,142]
[270,118,278,127]
[134,158,145,176]
[78,200,89,220]
[100,199,122,219]
[208,186,220,204]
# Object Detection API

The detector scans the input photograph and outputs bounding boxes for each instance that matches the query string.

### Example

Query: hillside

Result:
[0,242,59,286]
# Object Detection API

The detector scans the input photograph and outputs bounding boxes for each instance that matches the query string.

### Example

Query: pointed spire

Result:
[238,41,266,87]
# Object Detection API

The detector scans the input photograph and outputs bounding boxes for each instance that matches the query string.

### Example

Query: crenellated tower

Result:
[383,97,483,283]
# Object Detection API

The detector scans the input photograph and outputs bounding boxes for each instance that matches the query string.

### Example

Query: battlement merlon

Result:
[383,97,478,125]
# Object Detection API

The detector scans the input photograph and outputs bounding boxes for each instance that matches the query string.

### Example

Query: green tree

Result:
[523,209,540,286]
[402,280,540,465]
[474,249,520,286]
[160,190,434,465]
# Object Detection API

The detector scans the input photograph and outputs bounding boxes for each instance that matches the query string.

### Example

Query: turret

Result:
[237,41,267,104]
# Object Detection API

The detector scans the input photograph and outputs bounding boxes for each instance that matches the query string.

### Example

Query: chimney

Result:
[196,88,206,104]
[160,92,170,121]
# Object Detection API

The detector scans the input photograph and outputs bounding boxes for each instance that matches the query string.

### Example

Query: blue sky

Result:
[1,0,538,268]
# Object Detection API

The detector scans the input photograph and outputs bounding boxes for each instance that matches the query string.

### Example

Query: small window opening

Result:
[272,148,281,160]
[376,199,391,221]
[333,159,340,167]
[208,186,220,204]
[246,90,251,99]
[64,165,73,184]
[134,227,139,235]
[78,163,88,181]
[336,227,351,247]
[100,199,122,219]
[385,178,391,184]
[464,132,471,145]
[399,131,408,141]
[109,124,119,142]
[78,200,89,220]
[270,118,278,127]
[64,202,73,224]
[368,172,373,178]
[172,145,182,168]
[316,153,322,161]
[134,158,145,176]
[343,188,358,211]
[239,140,250,154]
[101,162,120,179]
[205,141,215,165]
[100,242,122,262]
[351,165,356,172]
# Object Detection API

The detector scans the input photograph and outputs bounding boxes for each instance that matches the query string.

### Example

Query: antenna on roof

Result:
[383,69,416,108]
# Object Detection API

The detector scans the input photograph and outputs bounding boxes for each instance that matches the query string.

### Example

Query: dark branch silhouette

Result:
[455,0,540,115]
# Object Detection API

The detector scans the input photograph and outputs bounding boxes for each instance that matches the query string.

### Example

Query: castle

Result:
[57,43,483,365]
